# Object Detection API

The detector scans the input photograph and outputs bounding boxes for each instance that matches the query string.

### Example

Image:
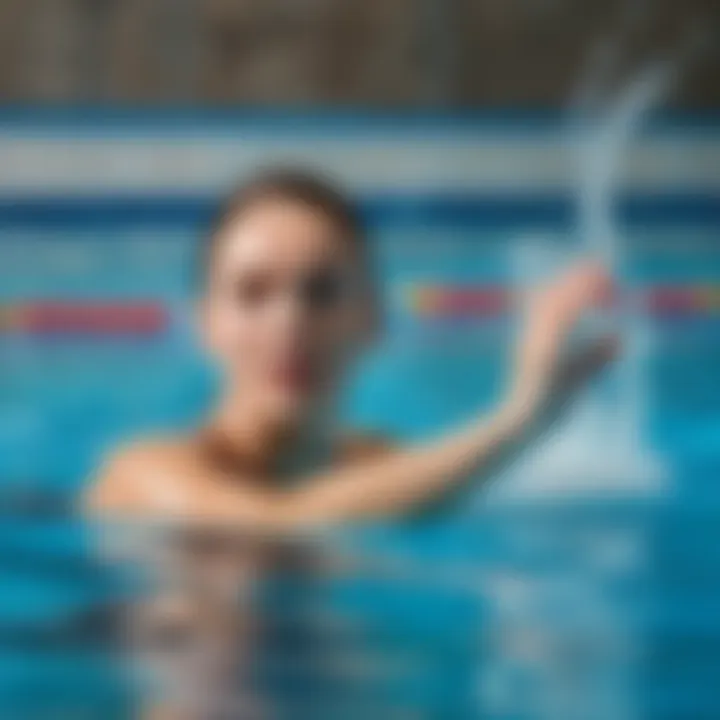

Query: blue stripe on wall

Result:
[0,193,716,229]
[0,108,716,136]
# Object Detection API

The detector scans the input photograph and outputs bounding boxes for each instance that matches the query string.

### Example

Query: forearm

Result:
[266,395,533,528]
[239,335,613,532]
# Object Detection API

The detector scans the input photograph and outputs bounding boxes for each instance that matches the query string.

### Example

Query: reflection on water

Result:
[1,506,695,719]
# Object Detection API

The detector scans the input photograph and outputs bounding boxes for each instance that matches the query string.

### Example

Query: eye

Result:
[234,273,273,307]
[300,269,346,309]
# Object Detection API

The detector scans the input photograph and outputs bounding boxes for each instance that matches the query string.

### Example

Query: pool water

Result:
[1,157,720,716]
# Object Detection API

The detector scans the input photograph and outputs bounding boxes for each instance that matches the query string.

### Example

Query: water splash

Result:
[578,61,673,467]
[577,61,674,267]
[491,61,676,503]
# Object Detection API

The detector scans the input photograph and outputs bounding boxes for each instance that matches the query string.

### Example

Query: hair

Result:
[201,167,366,282]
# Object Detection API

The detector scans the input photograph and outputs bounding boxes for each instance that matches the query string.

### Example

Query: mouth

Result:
[270,356,320,394]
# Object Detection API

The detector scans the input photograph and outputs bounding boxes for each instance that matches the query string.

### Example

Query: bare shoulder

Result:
[83,434,202,517]
[341,431,397,462]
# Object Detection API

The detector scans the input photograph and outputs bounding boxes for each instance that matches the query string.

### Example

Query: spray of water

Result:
[491,53,687,503]
[577,60,674,457]
[577,61,674,265]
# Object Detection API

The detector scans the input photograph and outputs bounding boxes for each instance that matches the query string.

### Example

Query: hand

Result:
[507,261,618,420]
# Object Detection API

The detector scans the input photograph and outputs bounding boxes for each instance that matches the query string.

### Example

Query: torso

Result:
[86,429,391,719]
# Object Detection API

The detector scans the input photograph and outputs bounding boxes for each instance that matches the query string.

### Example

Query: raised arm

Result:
[223,261,614,528]
[87,262,615,533]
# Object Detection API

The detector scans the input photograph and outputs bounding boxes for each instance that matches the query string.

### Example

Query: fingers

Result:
[513,260,616,413]
[539,260,613,340]
[519,260,613,376]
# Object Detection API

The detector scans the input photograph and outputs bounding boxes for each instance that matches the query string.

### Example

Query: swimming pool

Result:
[0,113,719,717]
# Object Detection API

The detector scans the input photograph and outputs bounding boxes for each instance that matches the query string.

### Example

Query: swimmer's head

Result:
[198,168,377,427]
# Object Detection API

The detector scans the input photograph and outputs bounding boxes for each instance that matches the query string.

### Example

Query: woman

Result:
[86,168,615,528]
[84,168,616,717]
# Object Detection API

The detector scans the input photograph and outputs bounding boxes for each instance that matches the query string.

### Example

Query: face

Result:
[201,198,373,426]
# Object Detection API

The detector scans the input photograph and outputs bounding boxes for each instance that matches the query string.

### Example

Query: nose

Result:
[271,287,313,343]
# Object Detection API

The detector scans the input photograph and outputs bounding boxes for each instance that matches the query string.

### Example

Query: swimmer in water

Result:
[84,168,617,718]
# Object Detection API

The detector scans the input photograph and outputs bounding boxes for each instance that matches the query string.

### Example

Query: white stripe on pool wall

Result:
[0,133,717,195]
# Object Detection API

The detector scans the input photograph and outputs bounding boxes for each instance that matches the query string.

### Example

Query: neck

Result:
[209,392,336,479]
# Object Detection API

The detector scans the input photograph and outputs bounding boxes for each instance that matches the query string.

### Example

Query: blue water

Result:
[1,188,720,717]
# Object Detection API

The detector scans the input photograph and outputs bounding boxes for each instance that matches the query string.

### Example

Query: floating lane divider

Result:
[0,301,168,337]
[402,283,720,320]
